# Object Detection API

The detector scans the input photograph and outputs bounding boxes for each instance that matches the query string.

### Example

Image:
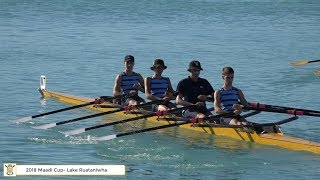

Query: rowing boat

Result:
[37,81,320,154]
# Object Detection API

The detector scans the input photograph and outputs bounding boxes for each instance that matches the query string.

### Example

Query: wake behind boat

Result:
[25,75,320,154]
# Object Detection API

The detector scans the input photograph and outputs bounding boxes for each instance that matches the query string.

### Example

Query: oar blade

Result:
[63,128,86,136]
[33,123,57,130]
[314,70,320,76]
[92,134,117,141]
[290,61,309,66]
[13,116,32,123]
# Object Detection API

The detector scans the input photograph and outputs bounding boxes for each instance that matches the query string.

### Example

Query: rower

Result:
[113,55,145,106]
[176,60,215,118]
[214,67,250,125]
[145,59,175,111]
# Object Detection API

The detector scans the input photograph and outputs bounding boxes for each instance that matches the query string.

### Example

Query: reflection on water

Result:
[160,127,263,153]
[38,98,47,113]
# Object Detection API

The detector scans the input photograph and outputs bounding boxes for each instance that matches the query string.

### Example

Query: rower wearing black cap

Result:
[176,60,215,118]
[113,55,145,106]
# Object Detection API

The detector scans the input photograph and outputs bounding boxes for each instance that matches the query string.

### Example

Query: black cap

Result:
[150,59,167,70]
[124,55,134,62]
[188,60,203,71]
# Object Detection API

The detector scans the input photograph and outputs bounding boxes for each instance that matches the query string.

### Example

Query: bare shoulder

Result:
[115,73,122,79]
[114,74,122,83]
[237,88,244,94]
[214,90,221,98]
[136,73,144,78]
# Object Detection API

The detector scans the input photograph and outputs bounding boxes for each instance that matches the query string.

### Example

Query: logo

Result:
[4,163,16,176]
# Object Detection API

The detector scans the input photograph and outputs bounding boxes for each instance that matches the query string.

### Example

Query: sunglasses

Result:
[189,69,200,72]
[154,65,164,69]
[224,75,234,79]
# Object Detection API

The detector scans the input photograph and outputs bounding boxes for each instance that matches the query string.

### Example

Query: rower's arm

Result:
[238,89,249,111]
[145,77,162,101]
[214,90,228,114]
[238,89,249,106]
[176,93,194,107]
[136,73,145,93]
[113,74,122,96]
[166,78,176,100]
[207,89,215,101]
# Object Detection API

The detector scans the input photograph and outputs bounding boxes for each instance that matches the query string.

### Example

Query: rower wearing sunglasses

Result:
[176,60,215,118]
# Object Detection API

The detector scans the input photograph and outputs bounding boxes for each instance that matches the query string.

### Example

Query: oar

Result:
[314,70,320,76]
[195,116,298,129]
[91,112,233,141]
[248,102,320,114]
[33,100,162,130]
[207,97,320,114]
[63,105,196,136]
[243,105,320,117]
[13,96,116,123]
[290,59,320,66]
[155,106,216,122]
[253,116,299,127]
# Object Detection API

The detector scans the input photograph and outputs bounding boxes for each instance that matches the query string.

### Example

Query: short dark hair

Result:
[222,67,234,75]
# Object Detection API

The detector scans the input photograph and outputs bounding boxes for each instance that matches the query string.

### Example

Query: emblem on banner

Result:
[4,163,16,176]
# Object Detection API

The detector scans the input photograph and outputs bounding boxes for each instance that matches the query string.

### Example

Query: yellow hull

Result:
[40,89,320,154]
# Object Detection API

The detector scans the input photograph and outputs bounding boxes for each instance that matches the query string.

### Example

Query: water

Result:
[1,0,320,179]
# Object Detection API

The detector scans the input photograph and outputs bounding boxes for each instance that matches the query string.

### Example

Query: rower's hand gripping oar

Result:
[92,112,234,141]
[33,100,162,130]
[314,70,320,76]
[12,96,117,123]
[63,105,196,136]
[290,59,320,66]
